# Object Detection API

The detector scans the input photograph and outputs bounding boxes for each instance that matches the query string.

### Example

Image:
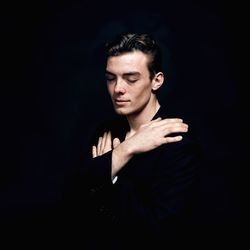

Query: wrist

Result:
[118,140,135,157]
[111,141,134,177]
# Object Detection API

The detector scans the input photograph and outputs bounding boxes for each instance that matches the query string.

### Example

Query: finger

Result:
[163,126,188,136]
[104,131,112,151]
[152,118,184,127]
[97,136,102,155]
[162,122,188,130]
[100,132,107,153]
[147,117,162,125]
[164,135,183,144]
[156,122,188,132]
[164,118,183,123]
[162,128,187,138]
[113,138,121,148]
[92,145,97,158]
[151,117,162,122]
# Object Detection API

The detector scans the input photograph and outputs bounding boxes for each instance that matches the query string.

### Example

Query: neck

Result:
[126,96,161,133]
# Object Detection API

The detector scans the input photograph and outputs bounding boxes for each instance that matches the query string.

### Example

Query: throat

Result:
[126,100,161,133]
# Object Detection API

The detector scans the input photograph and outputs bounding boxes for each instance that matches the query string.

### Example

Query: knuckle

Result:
[166,127,173,133]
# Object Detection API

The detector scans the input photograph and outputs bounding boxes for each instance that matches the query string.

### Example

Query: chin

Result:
[114,109,128,116]
[114,107,131,116]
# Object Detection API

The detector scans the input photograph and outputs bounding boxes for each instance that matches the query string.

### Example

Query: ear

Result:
[152,72,164,91]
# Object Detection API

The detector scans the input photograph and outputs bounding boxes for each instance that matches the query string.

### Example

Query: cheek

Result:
[107,84,113,95]
[135,85,152,99]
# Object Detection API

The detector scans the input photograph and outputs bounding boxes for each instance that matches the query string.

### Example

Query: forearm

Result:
[111,141,134,177]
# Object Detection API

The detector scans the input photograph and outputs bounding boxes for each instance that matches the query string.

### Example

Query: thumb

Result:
[113,138,121,148]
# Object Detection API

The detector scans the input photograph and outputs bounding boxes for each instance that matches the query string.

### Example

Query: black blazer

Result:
[80,107,202,249]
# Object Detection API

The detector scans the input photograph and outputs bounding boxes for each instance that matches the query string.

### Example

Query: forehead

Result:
[106,51,149,74]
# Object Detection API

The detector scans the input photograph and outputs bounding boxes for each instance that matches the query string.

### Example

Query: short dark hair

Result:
[105,33,163,80]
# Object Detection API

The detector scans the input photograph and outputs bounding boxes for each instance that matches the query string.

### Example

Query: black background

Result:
[1,0,246,245]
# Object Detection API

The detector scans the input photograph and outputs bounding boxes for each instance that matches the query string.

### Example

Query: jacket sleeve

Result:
[82,150,114,194]
[79,119,117,200]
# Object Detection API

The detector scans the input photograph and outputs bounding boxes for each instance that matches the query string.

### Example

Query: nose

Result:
[114,79,126,94]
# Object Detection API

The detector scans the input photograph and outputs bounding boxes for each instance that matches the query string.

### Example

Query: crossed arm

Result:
[92,117,188,178]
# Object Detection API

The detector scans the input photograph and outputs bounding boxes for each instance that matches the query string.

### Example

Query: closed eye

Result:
[126,78,138,84]
[105,74,116,83]
[106,77,116,81]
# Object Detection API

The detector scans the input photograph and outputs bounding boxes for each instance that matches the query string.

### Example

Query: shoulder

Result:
[157,132,203,168]
[149,132,203,181]
[156,107,203,157]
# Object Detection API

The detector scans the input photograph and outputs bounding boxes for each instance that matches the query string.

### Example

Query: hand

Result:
[124,117,188,155]
[92,131,121,158]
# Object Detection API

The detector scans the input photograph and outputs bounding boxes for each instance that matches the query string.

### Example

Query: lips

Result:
[114,99,130,105]
[115,99,129,102]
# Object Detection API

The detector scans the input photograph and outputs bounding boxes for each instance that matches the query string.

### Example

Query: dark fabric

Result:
[72,107,203,249]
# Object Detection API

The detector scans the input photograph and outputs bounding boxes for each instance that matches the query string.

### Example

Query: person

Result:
[78,32,202,249]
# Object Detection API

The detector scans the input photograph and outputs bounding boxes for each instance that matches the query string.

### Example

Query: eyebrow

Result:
[123,72,141,77]
[105,71,141,77]
[105,71,115,76]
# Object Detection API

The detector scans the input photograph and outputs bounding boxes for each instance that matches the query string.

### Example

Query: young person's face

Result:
[105,51,157,116]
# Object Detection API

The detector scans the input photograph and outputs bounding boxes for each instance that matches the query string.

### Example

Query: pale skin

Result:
[92,51,188,178]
